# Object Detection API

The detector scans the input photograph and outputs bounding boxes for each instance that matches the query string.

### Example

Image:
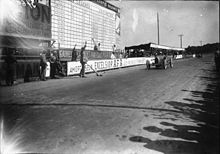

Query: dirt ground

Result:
[0,54,219,154]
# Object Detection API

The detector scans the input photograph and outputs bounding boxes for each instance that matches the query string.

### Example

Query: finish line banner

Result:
[67,57,154,76]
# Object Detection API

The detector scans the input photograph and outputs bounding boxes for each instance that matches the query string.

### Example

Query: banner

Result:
[115,13,120,36]
[0,2,51,40]
[67,57,154,75]
[67,59,122,75]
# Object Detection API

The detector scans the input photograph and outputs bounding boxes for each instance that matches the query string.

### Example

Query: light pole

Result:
[178,34,184,48]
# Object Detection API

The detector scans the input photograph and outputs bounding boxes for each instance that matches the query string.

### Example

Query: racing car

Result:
[146,52,174,70]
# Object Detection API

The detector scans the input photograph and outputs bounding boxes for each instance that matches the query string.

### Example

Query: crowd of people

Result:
[39,49,64,81]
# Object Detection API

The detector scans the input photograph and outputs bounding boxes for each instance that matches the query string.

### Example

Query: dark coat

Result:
[80,46,88,63]
[72,48,77,61]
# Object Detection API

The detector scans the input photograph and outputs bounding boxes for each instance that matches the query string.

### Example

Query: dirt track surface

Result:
[0,55,219,154]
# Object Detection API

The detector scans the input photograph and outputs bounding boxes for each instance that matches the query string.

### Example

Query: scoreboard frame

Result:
[50,0,120,51]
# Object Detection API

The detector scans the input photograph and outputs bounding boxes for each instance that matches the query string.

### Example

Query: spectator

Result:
[92,38,100,51]
[94,43,101,51]
[54,50,64,76]
[124,52,129,58]
[39,51,47,81]
[97,43,101,51]
[5,49,17,86]
[119,52,123,59]
[111,52,116,59]
[49,52,56,79]
[112,44,116,52]
[79,41,87,77]
[71,44,77,61]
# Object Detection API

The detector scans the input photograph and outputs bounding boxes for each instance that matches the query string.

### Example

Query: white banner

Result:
[67,57,154,76]
[175,55,183,59]
[46,62,50,77]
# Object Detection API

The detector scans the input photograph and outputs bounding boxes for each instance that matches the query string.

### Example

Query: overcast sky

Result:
[110,0,219,48]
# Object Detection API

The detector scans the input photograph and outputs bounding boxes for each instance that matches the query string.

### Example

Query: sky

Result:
[110,0,219,48]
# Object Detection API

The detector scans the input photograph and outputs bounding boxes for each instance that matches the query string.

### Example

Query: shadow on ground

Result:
[129,67,219,154]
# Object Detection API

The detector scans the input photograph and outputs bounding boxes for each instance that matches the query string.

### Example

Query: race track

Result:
[0,54,219,154]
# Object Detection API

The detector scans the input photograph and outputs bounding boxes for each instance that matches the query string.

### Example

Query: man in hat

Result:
[49,52,57,79]
[72,44,77,61]
[5,49,17,85]
[79,41,87,77]
[39,51,47,81]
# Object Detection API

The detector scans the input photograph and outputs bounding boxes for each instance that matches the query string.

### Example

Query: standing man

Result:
[112,44,116,52]
[92,38,100,51]
[119,52,123,59]
[54,50,64,76]
[111,52,116,59]
[111,44,117,59]
[5,49,17,86]
[39,51,47,81]
[49,52,56,79]
[92,38,97,51]
[97,43,101,51]
[79,41,87,77]
[71,44,77,61]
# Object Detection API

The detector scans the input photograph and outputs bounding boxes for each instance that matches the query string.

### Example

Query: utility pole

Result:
[200,41,203,57]
[178,34,184,48]
[157,12,160,45]
[200,41,203,46]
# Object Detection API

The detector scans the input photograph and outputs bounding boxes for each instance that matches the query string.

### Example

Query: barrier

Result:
[67,57,154,75]
[175,55,183,59]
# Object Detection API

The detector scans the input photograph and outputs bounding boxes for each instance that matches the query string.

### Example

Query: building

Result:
[0,0,120,52]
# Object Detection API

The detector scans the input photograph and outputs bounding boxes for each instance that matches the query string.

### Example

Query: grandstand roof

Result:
[125,43,185,51]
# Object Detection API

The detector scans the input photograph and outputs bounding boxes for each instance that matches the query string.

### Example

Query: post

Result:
[157,12,160,45]
[200,41,203,56]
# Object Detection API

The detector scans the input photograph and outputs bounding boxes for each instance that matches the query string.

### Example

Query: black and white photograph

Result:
[0,0,219,153]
